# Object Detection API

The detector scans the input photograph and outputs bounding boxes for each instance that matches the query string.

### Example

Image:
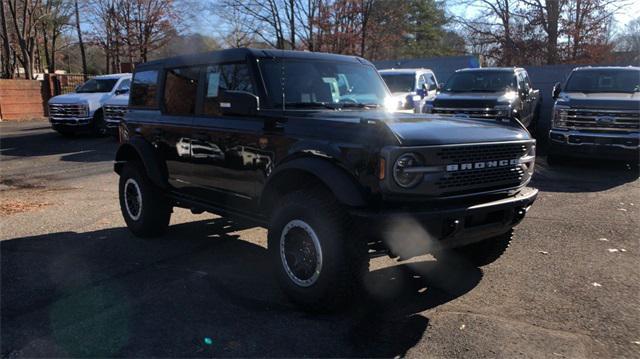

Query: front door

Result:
[189,62,266,208]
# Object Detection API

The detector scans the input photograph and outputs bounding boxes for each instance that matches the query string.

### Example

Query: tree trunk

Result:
[0,0,12,78]
[545,0,560,64]
[74,0,88,78]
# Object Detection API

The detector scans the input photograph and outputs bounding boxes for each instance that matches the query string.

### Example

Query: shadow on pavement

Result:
[1,217,481,358]
[531,156,639,193]
[0,130,117,163]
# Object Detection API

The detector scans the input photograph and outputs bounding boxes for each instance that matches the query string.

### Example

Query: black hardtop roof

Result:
[455,67,524,73]
[136,48,367,70]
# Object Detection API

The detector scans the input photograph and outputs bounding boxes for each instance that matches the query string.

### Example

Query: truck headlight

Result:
[393,153,424,188]
[552,105,569,128]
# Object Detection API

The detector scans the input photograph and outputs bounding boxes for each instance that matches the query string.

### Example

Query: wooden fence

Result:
[0,80,47,121]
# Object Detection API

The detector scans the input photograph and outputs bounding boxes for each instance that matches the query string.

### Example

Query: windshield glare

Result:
[380,74,415,93]
[444,71,516,93]
[565,70,640,93]
[259,59,389,109]
[77,79,119,93]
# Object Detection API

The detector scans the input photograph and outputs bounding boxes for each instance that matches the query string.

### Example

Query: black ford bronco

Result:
[114,48,538,311]
[423,67,540,131]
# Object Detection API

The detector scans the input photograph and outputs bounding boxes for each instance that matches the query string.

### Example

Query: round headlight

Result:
[393,153,423,188]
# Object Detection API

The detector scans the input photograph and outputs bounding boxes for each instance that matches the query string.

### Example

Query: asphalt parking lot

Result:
[1,120,639,358]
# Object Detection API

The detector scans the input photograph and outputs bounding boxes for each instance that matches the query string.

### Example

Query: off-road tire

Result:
[435,230,513,267]
[118,162,172,238]
[268,189,368,312]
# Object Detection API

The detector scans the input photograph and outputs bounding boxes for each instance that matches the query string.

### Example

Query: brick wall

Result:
[0,80,47,121]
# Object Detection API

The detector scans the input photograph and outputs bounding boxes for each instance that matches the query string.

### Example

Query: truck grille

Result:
[434,142,532,195]
[433,107,499,120]
[104,105,127,126]
[560,108,639,131]
[49,104,88,118]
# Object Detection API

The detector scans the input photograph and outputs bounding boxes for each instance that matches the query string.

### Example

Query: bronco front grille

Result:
[49,104,88,118]
[436,143,528,162]
[433,142,533,195]
[559,108,639,131]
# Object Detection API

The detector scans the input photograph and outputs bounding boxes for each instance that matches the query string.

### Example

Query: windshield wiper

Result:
[339,102,382,109]
[283,102,339,110]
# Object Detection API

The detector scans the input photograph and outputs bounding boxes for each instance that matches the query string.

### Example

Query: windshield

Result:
[565,70,640,93]
[76,79,119,93]
[380,74,415,93]
[443,71,516,92]
[259,58,389,109]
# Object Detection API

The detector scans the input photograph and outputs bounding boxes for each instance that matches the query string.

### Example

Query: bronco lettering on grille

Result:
[446,159,518,172]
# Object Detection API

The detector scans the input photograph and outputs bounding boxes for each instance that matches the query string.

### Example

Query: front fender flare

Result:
[262,156,367,209]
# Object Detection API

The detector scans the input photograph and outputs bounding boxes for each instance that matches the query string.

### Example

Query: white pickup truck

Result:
[47,73,131,136]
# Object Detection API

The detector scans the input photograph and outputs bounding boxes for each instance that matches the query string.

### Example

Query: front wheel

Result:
[268,189,367,312]
[118,162,172,237]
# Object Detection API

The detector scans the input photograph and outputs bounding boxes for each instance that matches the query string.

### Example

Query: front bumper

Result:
[351,187,538,258]
[549,129,639,160]
[49,116,93,127]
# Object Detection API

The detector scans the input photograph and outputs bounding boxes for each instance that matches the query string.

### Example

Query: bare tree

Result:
[6,0,43,79]
[40,0,72,73]
[0,0,14,77]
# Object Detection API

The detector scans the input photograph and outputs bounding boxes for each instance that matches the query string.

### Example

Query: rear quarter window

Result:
[130,70,159,108]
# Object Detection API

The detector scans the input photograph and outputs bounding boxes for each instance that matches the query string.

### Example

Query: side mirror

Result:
[552,82,562,100]
[437,83,443,91]
[519,87,528,98]
[219,90,259,116]
[74,84,81,92]
[115,88,129,95]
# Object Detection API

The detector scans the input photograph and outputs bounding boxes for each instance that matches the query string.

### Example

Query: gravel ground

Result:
[1,120,639,358]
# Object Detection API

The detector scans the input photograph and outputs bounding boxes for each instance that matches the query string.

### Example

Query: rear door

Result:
[156,66,202,189]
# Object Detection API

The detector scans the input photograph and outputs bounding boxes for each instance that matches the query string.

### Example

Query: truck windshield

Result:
[380,74,415,93]
[259,58,389,109]
[565,69,640,93]
[76,79,119,93]
[443,71,516,93]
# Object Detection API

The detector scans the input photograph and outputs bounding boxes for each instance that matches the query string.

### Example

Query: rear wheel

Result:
[118,162,172,237]
[268,189,367,312]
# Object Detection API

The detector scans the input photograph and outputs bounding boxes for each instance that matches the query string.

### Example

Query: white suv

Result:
[378,68,439,112]
[47,73,131,136]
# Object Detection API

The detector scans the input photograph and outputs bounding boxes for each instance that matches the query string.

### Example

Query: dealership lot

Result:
[1,120,639,358]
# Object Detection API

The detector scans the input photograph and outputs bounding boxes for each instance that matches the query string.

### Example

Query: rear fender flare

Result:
[114,137,168,189]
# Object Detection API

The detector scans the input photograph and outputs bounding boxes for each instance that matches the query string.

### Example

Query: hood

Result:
[48,92,110,105]
[558,92,640,110]
[433,91,518,108]
[304,110,530,146]
[104,94,129,106]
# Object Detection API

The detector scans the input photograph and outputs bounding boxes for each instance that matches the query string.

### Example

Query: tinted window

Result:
[203,63,254,116]
[130,70,159,108]
[381,74,415,93]
[76,78,118,93]
[260,59,388,109]
[426,74,437,88]
[163,67,200,116]
[444,71,517,92]
[565,69,640,93]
